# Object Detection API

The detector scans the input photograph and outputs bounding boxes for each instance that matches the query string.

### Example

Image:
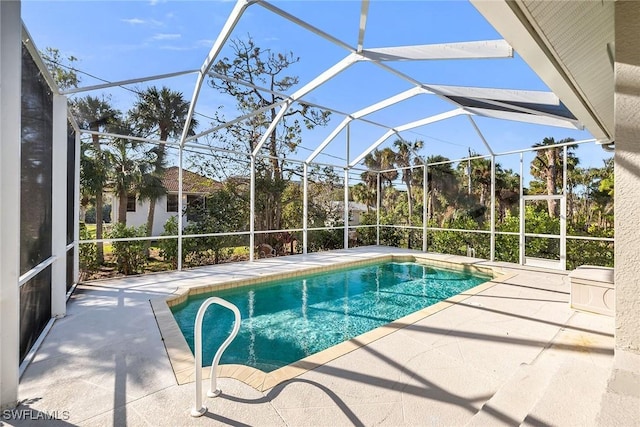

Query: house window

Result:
[126,194,136,212]
[166,194,178,212]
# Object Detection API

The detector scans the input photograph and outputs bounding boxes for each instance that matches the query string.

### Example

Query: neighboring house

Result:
[326,201,372,227]
[110,167,220,236]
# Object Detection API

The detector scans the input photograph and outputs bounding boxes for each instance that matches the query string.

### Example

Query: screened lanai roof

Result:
[22,0,601,167]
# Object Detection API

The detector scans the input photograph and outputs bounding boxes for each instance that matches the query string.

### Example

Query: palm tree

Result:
[74,95,120,263]
[107,137,145,225]
[137,146,168,236]
[362,148,398,208]
[496,168,520,221]
[112,145,141,225]
[592,158,614,230]
[455,153,488,202]
[567,163,589,225]
[473,156,494,207]
[530,137,576,217]
[99,118,144,225]
[129,86,198,236]
[351,182,376,212]
[426,155,457,224]
[393,139,424,226]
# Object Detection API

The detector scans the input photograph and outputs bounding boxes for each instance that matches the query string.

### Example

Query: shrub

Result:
[79,222,98,277]
[158,216,180,268]
[379,226,403,247]
[109,223,148,275]
[308,228,343,252]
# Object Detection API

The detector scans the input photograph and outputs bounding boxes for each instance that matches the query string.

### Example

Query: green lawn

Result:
[82,223,113,254]
[231,246,250,256]
[80,224,251,279]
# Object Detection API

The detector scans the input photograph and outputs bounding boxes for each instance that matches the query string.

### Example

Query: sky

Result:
[22,0,611,177]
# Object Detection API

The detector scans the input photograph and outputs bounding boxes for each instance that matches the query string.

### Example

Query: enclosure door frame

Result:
[519,194,566,270]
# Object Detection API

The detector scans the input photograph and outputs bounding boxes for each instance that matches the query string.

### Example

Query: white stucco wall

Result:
[111,194,188,237]
[614,0,640,355]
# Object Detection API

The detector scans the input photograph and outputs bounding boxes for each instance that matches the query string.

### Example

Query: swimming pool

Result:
[170,260,492,373]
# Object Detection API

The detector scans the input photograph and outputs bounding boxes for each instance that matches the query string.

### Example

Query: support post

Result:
[73,132,80,283]
[467,149,472,195]
[560,146,567,270]
[490,154,496,261]
[519,153,525,265]
[51,94,67,318]
[249,155,255,262]
[344,125,350,249]
[177,149,183,271]
[376,172,380,245]
[422,164,427,252]
[426,164,431,244]
[0,0,22,410]
[303,162,308,255]
[344,168,349,249]
[179,0,253,147]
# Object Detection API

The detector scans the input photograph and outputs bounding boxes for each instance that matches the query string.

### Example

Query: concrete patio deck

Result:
[4,247,626,426]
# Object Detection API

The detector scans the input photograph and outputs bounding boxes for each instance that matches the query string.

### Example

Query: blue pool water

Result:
[171,261,491,373]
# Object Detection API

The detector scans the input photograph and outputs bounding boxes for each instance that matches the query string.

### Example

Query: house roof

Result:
[162,167,220,194]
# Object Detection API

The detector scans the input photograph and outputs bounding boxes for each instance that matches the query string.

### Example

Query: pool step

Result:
[465,356,559,426]
[521,359,611,426]
[467,309,615,427]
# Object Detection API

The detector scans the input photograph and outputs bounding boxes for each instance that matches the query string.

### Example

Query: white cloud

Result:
[122,18,146,25]
[121,17,164,27]
[152,33,181,41]
[159,45,196,51]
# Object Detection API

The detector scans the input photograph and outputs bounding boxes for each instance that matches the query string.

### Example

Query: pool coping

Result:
[150,253,515,392]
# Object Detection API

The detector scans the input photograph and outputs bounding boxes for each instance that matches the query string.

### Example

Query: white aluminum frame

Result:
[4,0,618,408]
[1,0,22,410]
[362,40,513,61]
[51,94,68,318]
[17,0,611,305]
[521,195,565,269]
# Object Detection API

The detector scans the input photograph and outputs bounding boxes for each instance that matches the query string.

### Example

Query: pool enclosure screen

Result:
[18,42,76,363]
[7,0,614,371]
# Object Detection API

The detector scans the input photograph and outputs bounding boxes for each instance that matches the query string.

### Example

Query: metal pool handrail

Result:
[191,297,242,418]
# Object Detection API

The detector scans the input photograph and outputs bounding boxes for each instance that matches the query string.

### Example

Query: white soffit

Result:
[362,40,513,61]
[471,0,613,141]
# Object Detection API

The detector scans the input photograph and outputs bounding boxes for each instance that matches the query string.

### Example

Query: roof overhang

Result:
[470,0,614,142]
